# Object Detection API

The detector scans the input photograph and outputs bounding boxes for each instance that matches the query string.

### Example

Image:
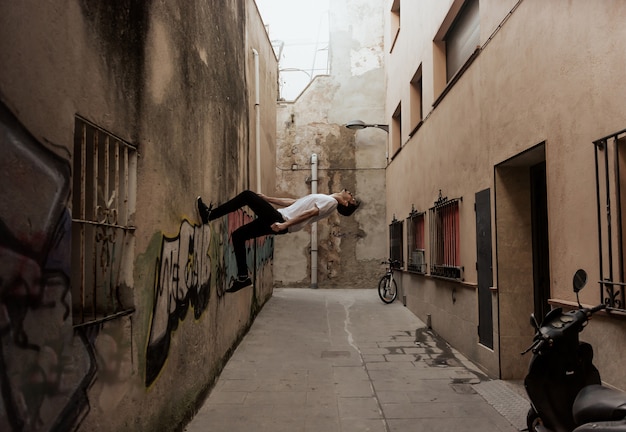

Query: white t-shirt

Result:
[278,194,338,232]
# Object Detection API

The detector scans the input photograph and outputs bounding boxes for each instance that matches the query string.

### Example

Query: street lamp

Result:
[345,119,389,133]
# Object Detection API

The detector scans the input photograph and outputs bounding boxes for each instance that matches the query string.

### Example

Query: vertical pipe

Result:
[252,48,261,193]
[252,48,261,287]
[311,154,318,288]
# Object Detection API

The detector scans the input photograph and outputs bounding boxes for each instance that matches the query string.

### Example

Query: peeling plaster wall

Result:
[0,0,277,431]
[273,0,387,288]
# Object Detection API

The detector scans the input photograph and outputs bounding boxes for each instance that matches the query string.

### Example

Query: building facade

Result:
[382,0,626,390]
[0,1,277,430]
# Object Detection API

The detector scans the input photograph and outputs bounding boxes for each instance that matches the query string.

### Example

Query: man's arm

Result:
[258,193,297,207]
[271,207,319,232]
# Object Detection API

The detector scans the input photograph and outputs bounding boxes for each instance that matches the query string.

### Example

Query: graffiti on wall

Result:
[145,208,275,386]
[0,103,135,432]
[145,221,215,386]
[0,102,95,431]
[0,100,277,429]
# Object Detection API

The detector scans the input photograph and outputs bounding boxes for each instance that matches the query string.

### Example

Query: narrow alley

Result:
[184,289,528,432]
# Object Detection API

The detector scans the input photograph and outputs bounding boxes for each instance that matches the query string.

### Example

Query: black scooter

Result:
[522,269,626,432]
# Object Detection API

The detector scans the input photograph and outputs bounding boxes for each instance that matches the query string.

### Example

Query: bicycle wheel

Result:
[378,274,398,304]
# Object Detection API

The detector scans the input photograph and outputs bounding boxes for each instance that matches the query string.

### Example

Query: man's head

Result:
[337,189,360,216]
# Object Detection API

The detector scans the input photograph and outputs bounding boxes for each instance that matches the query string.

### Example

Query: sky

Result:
[254,0,330,100]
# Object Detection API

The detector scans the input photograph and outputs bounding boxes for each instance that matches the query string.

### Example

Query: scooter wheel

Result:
[527,408,543,431]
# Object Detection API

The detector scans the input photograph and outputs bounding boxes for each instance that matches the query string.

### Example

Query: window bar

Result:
[92,131,99,322]
[603,137,616,308]
[455,203,460,266]
[594,142,605,305]
[613,135,624,285]
[104,135,110,216]
[441,206,452,266]
[113,139,122,313]
[439,210,443,265]
[105,136,113,316]
[438,210,443,265]
[449,205,453,266]
[114,139,120,225]
[442,210,446,266]
[433,211,437,266]
[80,123,87,323]
[123,145,129,225]
[452,205,457,265]
[604,138,613,285]
[450,205,453,265]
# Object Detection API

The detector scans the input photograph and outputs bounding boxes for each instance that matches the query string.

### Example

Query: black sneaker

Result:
[226,276,252,293]
[197,196,213,224]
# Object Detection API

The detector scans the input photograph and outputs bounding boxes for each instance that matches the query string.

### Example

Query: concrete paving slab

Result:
[182,289,526,432]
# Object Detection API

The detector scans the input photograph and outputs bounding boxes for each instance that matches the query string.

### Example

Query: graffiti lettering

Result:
[146,222,213,385]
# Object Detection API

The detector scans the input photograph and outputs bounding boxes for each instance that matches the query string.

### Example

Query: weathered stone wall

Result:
[273,0,387,288]
[0,0,277,430]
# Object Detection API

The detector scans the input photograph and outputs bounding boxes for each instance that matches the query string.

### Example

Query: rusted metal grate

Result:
[71,117,136,326]
[389,216,404,268]
[407,205,426,273]
[593,128,626,311]
[429,191,462,280]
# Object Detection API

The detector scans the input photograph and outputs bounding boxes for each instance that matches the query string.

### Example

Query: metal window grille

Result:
[389,216,404,268]
[429,191,462,279]
[407,206,426,273]
[593,128,626,311]
[71,117,136,326]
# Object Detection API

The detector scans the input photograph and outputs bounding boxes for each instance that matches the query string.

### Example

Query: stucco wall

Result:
[385,0,626,388]
[273,0,388,288]
[0,1,277,431]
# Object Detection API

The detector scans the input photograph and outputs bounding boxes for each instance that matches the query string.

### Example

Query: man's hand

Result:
[271,222,286,232]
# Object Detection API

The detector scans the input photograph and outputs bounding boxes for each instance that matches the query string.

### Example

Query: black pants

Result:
[210,190,287,277]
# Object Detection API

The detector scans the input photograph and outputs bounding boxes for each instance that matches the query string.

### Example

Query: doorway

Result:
[530,161,550,321]
[475,188,493,349]
[495,143,549,379]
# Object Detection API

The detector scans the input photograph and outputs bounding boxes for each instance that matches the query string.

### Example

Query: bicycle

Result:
[378,259,402,304]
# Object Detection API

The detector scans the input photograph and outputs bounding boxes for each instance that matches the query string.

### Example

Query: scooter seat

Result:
[573,384,626,425]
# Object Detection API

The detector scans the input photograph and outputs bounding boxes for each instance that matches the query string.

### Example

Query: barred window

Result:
[407,207,426,273]
[389,216,404,268]
[429,192,462,279]
[71,117,136,326]
[593,128,626,311]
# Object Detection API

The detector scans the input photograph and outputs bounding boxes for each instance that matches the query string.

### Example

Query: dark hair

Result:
[337,200,360,216]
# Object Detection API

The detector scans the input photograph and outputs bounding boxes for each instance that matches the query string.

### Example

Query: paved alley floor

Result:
[184,289,528,432]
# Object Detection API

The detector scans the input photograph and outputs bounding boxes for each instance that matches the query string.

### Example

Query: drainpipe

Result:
[252,48,260,286]
[311,153,318,288]
[252,48,261,192]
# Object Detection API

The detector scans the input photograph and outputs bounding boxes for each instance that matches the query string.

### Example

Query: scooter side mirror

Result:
[530,313,540,330]
[573,269,588,293]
